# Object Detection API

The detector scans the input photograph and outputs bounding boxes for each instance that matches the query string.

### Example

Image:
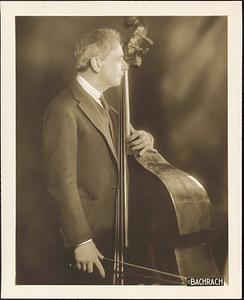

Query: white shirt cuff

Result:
[76,239,93,248]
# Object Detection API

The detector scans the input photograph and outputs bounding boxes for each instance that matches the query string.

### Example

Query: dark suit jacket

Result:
[42,79,119,250]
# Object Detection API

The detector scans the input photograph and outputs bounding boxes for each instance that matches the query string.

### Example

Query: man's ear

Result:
[90,57,102,73]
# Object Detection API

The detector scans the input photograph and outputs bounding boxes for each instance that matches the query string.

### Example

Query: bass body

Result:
[120,151,220,284]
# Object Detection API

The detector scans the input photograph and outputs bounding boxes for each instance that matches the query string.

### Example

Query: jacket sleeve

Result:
[42,110,93,248]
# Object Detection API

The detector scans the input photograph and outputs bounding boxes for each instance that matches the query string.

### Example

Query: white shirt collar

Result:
[76,73,103,106]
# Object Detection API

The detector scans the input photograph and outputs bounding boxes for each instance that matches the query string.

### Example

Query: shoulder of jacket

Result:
[44,87,76,117]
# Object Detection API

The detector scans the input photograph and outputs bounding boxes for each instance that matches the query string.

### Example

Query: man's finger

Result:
[132,144,144,151]
[82,262,87,272]
[139,145,151,156]
[87,262,93,273]
[130,124,136,133]
[128,132,140,142]
[95,259,106,278]
[129,130,145,141]
[96,248,104,260]
[130,137,144,146]
[76,262,81,270]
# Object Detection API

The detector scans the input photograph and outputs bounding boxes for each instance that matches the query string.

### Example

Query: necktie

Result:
[99,95,116,148]
[99,94,109,113]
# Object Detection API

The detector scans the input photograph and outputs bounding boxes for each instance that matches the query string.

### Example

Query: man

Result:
[42,28,154,284]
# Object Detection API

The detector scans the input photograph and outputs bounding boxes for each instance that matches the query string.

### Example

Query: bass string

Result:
[104,257,187,283]
[114,270,186,285]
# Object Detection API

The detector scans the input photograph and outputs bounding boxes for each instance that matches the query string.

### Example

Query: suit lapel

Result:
[109,106,119,155]
[69,80,118,164]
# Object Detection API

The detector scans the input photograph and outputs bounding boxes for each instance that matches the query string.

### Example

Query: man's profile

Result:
[42,28,154,284]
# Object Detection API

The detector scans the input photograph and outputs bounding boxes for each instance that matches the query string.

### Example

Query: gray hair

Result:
[74,28,121,72]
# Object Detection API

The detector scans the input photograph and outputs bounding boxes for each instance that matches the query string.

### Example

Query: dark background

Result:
[16,16,227,284]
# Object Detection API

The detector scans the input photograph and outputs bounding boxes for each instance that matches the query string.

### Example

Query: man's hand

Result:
[74,241,105,278]
[128,124,154,156]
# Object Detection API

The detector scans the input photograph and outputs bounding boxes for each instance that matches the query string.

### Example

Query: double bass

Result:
[105,17,220,285]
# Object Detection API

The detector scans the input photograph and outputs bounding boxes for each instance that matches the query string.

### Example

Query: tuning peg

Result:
[135,31,154,45]
[123,16,140,27]
[142,48,149,55]
[129,44,144,52]
[143,36,154,45]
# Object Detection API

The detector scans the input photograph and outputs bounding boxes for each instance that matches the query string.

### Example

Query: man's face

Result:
[99,41,128,89]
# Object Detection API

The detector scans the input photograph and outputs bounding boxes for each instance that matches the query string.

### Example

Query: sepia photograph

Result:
[1,1,242,299]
